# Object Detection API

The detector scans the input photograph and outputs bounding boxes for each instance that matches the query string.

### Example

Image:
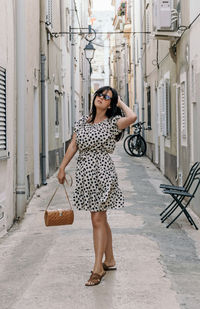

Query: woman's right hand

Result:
[57,168,65,184]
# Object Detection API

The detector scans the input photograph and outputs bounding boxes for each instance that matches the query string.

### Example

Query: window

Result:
[147,86,151,128]
[0,66,7,152]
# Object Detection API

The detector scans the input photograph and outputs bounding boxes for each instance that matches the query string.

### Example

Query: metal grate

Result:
[0,66,6,151]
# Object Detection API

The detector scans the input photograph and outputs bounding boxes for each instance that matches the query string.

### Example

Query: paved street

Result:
[1,139,200,309]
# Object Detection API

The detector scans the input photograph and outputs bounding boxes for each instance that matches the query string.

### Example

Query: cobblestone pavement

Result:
[1,139,200,309]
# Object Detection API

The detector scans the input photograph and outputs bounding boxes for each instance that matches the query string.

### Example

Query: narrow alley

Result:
[1,140,200,309]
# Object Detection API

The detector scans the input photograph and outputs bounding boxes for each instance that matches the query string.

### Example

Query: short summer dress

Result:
[72,114,125,212]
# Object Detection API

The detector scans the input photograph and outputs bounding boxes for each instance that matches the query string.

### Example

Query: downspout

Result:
[132,1,137,115]
[16,0,26,218]
[140,0,145,136]
[70,0,75,127]
[40,0,47,185]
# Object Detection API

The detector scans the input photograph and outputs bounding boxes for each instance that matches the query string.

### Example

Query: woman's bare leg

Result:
[104,221,116,266]
[90,211,107,274]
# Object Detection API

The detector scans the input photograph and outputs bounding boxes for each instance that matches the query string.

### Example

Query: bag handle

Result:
[45,175,73,211]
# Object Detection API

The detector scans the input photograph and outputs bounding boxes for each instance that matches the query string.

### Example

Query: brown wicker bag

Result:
[44,176,74,226]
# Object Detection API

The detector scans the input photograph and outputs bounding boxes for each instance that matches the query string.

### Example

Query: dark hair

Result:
[88,86,124,141]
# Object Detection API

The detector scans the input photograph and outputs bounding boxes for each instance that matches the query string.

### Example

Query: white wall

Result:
[190,0,200,23]
[0,0,16,232]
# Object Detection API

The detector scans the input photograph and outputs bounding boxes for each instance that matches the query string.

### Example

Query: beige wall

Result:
[0,0,16,232]
[189,6,200,216]
[25,0,40,195]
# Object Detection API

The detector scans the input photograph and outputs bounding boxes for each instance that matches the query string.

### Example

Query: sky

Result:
[92,0,114,11]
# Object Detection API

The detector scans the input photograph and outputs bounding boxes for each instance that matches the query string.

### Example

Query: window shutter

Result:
[0,67,6,151]
[195,72,200,104]
[165,78,170,136]
[162,82,167,136]
[158,86,163,135]
[180,81,186,138]
[159,83,166,136]
[157,86,161,136]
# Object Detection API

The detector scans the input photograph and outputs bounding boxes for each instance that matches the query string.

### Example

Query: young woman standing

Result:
[57,86,137,286]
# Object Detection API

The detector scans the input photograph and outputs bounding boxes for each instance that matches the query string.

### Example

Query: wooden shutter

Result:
[180,81,186,137]
[0,67,6,151]
[160,83,166,136]
[165,79,170,136]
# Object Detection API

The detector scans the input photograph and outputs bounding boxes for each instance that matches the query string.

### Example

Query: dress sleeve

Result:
[110,115,123,136]
[73,116,86,134]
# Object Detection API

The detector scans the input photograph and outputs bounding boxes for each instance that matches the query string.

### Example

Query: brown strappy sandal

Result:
[85,271,106,286]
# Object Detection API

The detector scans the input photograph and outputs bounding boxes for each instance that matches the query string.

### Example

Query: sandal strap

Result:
[89,272,101,281]
[86,272,105,285]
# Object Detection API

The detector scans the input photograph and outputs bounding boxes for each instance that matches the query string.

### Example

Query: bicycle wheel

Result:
[123,135,134,156]
[128,135,147,157]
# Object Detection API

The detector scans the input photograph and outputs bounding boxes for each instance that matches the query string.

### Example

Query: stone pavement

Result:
[1,139,200,309]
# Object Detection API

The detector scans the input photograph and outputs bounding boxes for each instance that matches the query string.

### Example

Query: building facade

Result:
[133,0,200,216]
[0,0,92,236]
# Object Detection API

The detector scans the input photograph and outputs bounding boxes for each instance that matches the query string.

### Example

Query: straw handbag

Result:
[44,176,74,226]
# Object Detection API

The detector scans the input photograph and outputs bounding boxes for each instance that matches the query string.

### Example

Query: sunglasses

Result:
[96,93,112,101]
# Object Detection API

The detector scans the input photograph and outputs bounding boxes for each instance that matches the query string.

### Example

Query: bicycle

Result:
[123,121,150,157]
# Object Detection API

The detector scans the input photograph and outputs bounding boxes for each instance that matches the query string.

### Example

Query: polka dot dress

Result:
[72,115,125,212]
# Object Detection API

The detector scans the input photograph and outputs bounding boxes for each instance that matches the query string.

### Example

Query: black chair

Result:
[159,162,200,219]
[161,167,200,230]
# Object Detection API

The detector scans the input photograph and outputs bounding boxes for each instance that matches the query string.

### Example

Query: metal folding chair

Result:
[159,162,200,219]
[161,167,200,230]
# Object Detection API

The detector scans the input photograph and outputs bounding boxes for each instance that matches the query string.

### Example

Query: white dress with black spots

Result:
[72,114,125,212]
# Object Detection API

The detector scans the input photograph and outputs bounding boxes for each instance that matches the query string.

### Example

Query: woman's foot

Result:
[85,271,106,286]
[103,259,117,270]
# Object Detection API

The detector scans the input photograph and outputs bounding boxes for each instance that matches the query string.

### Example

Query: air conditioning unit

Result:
[153,0,181,41]
[153,0,179,31]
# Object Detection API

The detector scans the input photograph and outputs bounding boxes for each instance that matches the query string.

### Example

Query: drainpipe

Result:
[40,0,47,185]
[41,54,47,185]
[70,0,75,127]
[140,0,145,136]
[132,1,137,116]
[16,0,26,218]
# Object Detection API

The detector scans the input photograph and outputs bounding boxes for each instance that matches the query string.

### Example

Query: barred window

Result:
[0,67,6,152]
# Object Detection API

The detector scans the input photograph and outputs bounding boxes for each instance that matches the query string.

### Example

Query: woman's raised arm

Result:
[116,96,137,130]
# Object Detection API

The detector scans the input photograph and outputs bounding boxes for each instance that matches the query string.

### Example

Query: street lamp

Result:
[84,42,95,63]
[84,26,96,110]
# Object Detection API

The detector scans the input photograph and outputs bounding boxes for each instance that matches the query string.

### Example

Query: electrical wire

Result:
[52,31,151,36]
[188,11,200,29]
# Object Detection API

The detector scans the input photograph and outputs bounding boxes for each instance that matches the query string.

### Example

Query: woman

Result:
[57,86,137,286]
